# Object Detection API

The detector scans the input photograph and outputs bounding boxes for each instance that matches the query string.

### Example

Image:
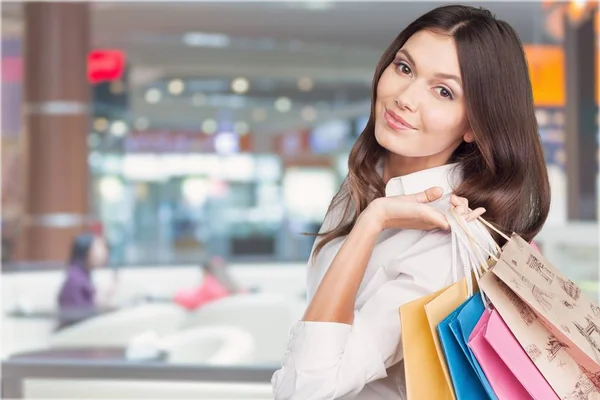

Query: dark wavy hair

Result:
[312,4,551,258]
[68,233,96,269]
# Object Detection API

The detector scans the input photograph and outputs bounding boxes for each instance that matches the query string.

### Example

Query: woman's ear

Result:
[463,129,475,143]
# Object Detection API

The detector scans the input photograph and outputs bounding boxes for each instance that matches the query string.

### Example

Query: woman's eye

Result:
[395,61,412,76]
[435,87,454,100]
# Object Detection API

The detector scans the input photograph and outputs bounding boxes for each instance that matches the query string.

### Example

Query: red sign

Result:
[88,49,125,84]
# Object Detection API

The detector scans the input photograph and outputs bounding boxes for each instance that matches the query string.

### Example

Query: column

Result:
[20,3,91,261]
[564,9,597,221]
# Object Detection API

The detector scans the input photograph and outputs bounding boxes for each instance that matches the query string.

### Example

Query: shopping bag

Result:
[401,286,457,400]
[437,292,496,399]
[485,232,600,373]
[469,308,558,399]
[423,278,471,398]
[450,209,600,397]
[435,212,498,400]
[401,207,493,400]
[450,293,497,399]
[468,307,559,399]
[480,273,600,398]
[454,215,600,397]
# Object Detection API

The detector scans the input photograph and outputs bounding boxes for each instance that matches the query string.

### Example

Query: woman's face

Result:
[374,29,474,172]
[88,237,109,269]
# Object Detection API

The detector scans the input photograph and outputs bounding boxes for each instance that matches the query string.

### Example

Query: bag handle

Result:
[451,208,501,263]
[448,207,490,297]
[477,216,511,244]
[449,207,500,308]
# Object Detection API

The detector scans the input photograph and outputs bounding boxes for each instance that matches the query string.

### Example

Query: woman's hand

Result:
[363,187,486,232]
[450,194,486,222]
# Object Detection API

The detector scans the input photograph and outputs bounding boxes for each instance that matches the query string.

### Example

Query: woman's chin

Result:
[375,128,409,154]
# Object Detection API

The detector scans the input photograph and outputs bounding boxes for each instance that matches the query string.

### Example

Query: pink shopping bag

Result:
[468,309,559,400]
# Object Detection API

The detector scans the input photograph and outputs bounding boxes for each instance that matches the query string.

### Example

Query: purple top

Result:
[57,265,96,328]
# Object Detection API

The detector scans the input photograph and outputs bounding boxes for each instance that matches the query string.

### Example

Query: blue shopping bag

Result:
[450,292,497,399]
[437,292,497,400]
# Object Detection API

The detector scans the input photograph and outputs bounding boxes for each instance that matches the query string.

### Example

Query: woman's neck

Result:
[382,153,450,183]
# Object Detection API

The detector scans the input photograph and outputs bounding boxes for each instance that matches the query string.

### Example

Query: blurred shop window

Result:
[309,119,351,154]
[282,168,337,223]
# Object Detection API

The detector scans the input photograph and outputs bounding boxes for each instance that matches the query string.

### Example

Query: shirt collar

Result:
[377,160,462,197]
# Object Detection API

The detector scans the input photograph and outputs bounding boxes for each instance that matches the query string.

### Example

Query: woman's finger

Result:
[451,195,470,215]
[425,214,451,231]
[451,195,468,206]
[421,207,450,231]
[466,207,486,222]
[450,195,461,206]
[407,187,444,204]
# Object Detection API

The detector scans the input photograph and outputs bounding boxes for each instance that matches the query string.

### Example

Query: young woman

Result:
[57,233,112,329]
[272,4,550,399]
[173,255,243,310]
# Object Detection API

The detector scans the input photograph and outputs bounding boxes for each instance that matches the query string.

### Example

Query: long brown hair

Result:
[312,5,551,259]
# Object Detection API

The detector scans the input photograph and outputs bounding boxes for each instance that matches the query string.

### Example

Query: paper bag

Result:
[424,279,471,396]
[480,273,600,398]
[469,308,558,399]
[401,286,455,400]
[490,234,600,373]
[451,293,497,399]
[437,293,496,399]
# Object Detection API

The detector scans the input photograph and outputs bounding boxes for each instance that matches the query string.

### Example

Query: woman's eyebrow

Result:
[397,49,416,67]
[398,49,462,87]
[434,72,462,87]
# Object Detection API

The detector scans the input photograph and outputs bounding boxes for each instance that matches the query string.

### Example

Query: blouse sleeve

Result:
[271,230,458,400]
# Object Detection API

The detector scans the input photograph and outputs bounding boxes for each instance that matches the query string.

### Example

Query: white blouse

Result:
[271,163,498,399]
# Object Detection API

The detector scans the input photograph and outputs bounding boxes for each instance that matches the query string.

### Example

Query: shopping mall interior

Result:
[1,1,598,398]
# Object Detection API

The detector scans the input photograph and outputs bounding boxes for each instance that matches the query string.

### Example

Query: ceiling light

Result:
[214,132,239,155]
[88,133,101,148]
[134,117,149,131]
[110,80,125,94]
[93,117,109,132]
[110,120,128,137]
[297,77,314,92]
[168,79,185,95]
[192,93,207,107]
[301,106,317,122]
[88,151,103,168]
[99,176,124,202]
[274,97,292,113]
[182,32,231,48]
[145,88,162,104]
[234,121,250,136]
[305,0,335,11]
[252,108,267,122]
[202,119,217,135]
[231,77,250,94]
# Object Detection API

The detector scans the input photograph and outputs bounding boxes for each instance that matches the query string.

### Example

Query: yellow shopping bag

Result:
[401,286,449,400]
[400,278,473,400]
[400,208,490,400]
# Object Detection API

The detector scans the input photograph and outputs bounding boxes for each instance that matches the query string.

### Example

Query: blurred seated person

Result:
[56,233,115,330]
[174,256,246,310]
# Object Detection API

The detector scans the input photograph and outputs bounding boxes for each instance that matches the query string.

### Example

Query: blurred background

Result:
[1,1,598,399]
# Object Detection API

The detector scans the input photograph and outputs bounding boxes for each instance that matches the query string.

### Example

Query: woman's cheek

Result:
[423,107,462,135]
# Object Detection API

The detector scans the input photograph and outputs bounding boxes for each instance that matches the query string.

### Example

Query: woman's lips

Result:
[384,109,415,131]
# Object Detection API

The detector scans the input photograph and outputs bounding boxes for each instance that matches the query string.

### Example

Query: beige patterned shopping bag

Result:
[480,273,600,398]
[487,233,600,374]
[452,213,600,397]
